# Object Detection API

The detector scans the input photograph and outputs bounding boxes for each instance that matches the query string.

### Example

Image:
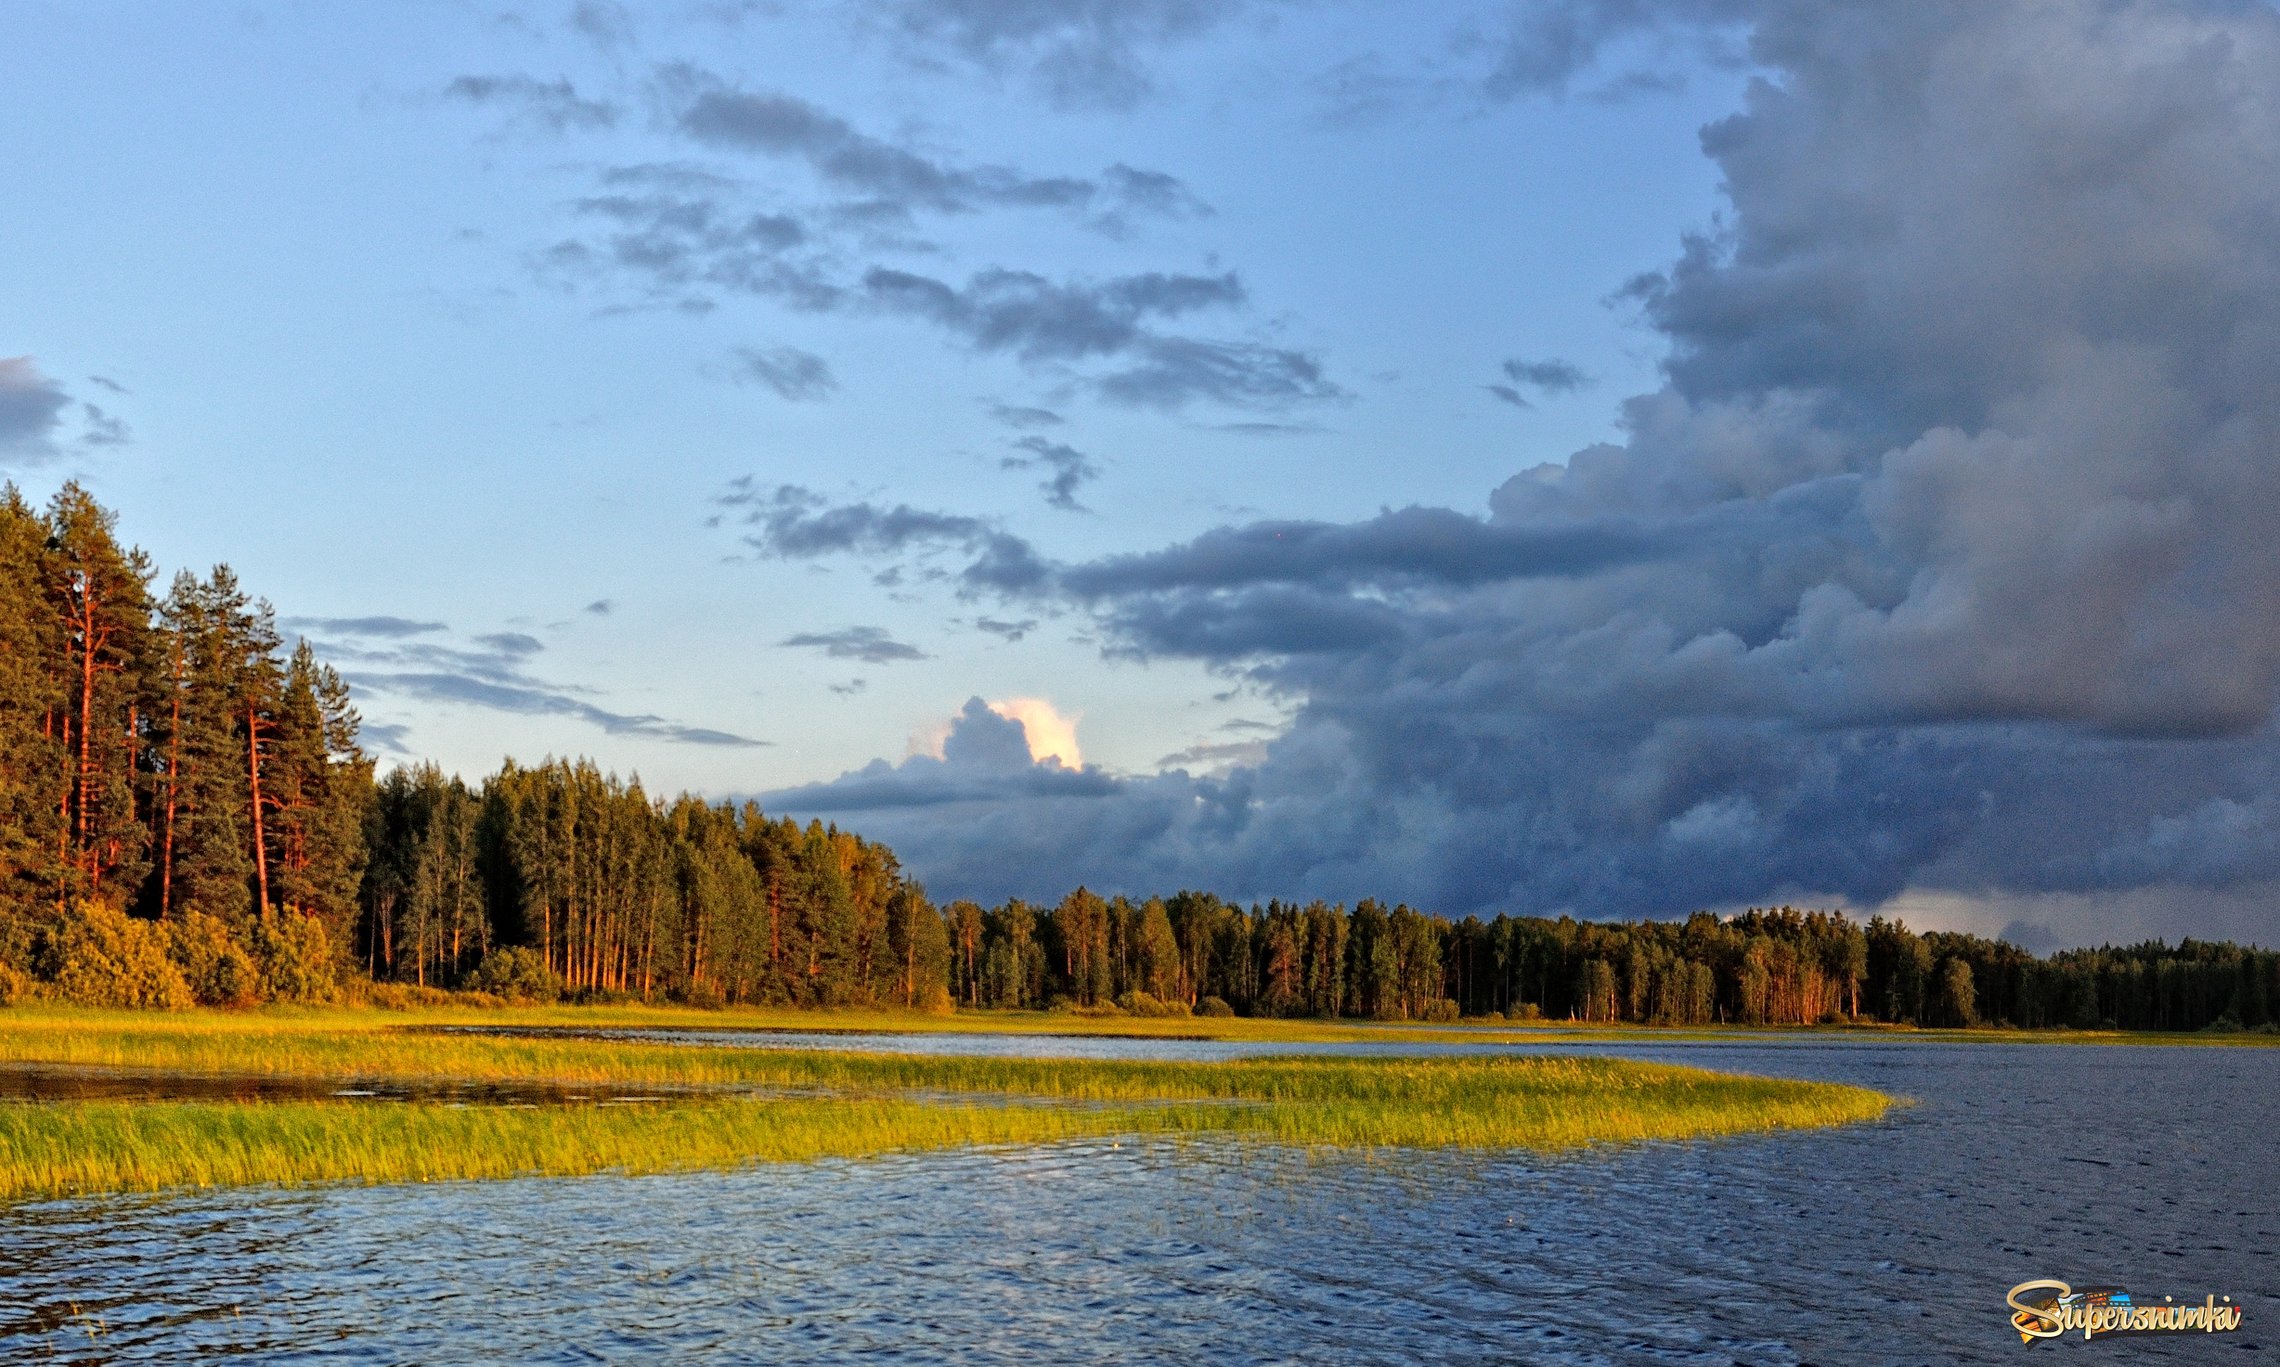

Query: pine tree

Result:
[43,483,156,904]
[162,569,263,924]
[0,487,67,956]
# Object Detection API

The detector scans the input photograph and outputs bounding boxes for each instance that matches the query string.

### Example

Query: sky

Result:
[7,0,2280,949]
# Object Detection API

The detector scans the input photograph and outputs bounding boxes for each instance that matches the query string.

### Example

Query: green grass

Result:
[0,1006,1897,1201]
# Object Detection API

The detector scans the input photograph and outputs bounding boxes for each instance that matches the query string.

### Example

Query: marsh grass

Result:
[0,1006,1894,1200]
[0,1098,1205,1200]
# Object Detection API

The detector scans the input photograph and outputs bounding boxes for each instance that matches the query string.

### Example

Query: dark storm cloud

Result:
[443,74,620,131]
[727,483,1667,619]
[1157,739,1270,771]
[731,345,838,400]
[874,0,1282,110]
[766,1,2280,942]
[1487,356,1592,408]
[1000,436,1098,511]
[1059,505,1666,598]
[0,358,70,460]
[779,625,929,664]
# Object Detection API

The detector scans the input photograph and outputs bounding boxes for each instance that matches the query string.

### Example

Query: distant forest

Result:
[2,484,2275,1032]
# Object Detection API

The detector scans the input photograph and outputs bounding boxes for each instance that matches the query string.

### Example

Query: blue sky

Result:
[10,1,2280,947]
[3,0,1733,784]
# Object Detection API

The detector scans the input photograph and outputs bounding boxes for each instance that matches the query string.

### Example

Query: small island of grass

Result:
[0,1006,1894,1201]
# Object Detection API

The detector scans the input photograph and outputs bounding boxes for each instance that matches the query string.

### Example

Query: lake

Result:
[2,1033,2271,1364]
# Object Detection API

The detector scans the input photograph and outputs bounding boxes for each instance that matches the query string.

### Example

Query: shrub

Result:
[1114,990,1192,1018]
[1420,999,1461,1023]
[917,982,954,1015]
[1196,995,1235,1018]
[46,901,192,1010]
[169,912,258,1007]
[670,978,722,1010]
[467,946,562,1003]
[0,961,35,1006]
[251,912,339,1004]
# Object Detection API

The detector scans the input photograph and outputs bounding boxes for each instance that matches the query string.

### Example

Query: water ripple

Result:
[2,1041,2273,1364]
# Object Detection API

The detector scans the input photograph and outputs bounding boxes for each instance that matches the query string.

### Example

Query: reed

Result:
[0,1007,1895,1200]
[0,1097,1205,1200]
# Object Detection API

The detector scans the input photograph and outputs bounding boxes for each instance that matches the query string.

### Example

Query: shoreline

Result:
[9,1001,2270,1048]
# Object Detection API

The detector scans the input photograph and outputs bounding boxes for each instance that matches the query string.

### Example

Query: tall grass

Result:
[0,1007,1895,1200]
[0,1098,1204,1200]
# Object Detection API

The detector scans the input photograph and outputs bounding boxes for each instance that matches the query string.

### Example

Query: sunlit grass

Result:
[0,1006,1897,1200]
[0,1096,1208,1200]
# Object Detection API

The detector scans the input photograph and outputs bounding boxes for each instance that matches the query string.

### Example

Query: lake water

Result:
[2,1033,2272,1364]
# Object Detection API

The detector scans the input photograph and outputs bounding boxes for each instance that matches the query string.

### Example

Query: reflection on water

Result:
[4,1038,2274,1365]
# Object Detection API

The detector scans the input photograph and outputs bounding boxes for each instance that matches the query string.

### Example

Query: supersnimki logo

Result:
[2007,1280,2243,1342]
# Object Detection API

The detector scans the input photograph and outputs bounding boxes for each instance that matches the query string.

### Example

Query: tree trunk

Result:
[74,597,96,868]
[247,704,270,911]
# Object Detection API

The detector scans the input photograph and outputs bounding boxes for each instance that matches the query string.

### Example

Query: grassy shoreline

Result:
[3,1000,2267,1051]
[0,1005,1900,1201]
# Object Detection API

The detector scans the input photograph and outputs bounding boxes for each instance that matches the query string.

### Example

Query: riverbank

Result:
[6,1000,2269,1053]
[0,1006,1896,1200]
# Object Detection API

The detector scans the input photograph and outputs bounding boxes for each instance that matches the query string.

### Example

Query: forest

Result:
[2,483,2275,1032]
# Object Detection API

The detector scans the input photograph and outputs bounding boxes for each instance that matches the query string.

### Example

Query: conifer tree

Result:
[44,483,156,903]
[0,487,67,952]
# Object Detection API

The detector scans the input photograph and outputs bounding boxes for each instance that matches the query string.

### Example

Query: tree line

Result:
[1,483,2272,1031]
[941,895,2280,1032]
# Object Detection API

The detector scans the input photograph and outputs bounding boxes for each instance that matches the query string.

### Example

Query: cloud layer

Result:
[762,0,2280,940]
[297,617,764,748]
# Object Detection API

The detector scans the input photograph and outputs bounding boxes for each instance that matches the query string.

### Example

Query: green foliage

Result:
[1114,989,1191,1018]
[168,912,258,1007]
[467,945,562,1003]
[1197,995,1235,1017]
[44,902,192,1010]
[251,912,339,1004]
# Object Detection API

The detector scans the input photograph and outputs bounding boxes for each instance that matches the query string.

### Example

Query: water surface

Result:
[4,1033,2271,1364]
